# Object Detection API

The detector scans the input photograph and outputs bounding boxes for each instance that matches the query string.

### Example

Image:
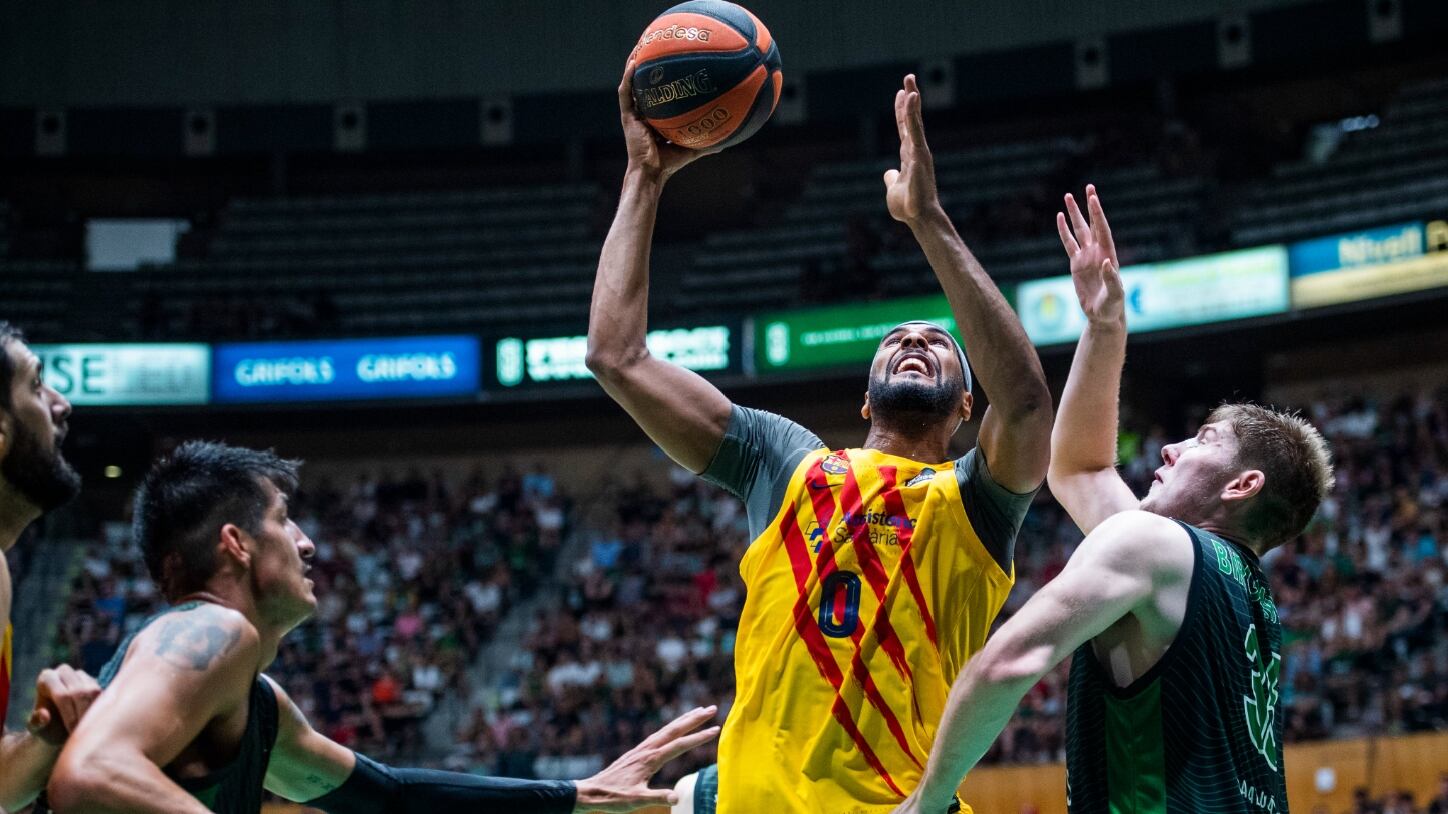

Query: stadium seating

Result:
[1231,77,1448,246]
[125,183,605,339]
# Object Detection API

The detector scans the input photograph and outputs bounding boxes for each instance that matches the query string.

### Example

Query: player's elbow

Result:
[46,755,101,813]
[999,385,1054,431]
[979,640,1054,689]
[1046,462,1110,494]
[584,343,649,383]
[47,749,126,813]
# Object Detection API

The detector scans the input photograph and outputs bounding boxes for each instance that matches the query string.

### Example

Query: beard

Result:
[2,416,81,513]
[867,371,964,425]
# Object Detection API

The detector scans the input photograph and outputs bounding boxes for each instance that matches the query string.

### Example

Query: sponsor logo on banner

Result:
[1288,220,1448,308]
[213,336,479,403]
[33,344,210,406]
[506,326,731,386]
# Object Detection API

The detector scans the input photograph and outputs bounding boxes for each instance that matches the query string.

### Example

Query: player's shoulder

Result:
[1085,511,1194,573]
[133,602,262,673]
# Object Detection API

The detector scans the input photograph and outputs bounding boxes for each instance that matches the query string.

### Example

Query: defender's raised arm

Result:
[884,75,1051,493]
[1047,186,1137,532]
[585,66,732,474]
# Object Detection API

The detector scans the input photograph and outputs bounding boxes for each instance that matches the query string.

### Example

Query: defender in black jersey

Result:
[894,187,1334,814]
[47,442,718,814]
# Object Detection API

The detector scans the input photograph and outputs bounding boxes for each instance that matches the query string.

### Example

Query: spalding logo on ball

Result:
[629,0,782,151]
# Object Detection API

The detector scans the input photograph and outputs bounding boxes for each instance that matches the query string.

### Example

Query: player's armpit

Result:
[262,675,357,802]
[47,604,260,814]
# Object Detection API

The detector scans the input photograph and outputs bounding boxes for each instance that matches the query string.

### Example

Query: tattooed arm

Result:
[47,604,260,814]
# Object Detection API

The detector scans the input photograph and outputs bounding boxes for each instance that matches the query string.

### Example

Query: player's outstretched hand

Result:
[27,664,101,746]
[884,74,942,225]
[572,705,720,813]
[618,63,719,183]
[1057,184,1125,327]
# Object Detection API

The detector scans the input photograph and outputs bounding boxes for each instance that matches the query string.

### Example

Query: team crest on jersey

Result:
[821,454,849,475]
[1242,624,1282,772]
[904,468,937,488]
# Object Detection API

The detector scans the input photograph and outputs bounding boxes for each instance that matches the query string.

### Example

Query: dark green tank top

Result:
[1064,521,1287,813]
[97,601,279,814]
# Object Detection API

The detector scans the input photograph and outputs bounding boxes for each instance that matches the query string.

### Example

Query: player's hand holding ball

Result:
[618,64,712,185]
[884,74,945,227]
[620,0,782,182]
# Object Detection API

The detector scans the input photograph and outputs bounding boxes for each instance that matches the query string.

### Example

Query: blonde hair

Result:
[1207,403,1334,549]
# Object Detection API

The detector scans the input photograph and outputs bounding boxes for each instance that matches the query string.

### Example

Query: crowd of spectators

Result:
[57,462,570,763]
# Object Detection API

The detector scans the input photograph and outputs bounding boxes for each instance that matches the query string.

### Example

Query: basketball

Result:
[629,0,782,151]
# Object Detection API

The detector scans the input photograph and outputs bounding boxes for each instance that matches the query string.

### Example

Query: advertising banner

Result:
[33,344,211,406]
[1017,245,1290,345]
[754,294,962,372]
[213,336,480,403]
[1288,220,1448,308]
[493,325,736,388]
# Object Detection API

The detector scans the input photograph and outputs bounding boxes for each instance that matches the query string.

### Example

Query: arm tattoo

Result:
[153,612,244,671]
[304,773,340,792]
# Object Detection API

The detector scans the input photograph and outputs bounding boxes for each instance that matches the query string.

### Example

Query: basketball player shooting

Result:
[892,187,1334,814]
[586,71,1052,814]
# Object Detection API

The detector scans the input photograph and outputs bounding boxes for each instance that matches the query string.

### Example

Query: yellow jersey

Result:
[702,407,1031,814]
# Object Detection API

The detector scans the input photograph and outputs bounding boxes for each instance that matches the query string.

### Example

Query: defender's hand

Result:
[618,63,717,183]
[28,665,101,746]
[884,74,942,225]
[1057,185,1125,326]
[573,706,720,813]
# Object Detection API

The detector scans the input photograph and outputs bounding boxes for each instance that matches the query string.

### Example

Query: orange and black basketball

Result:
[629,0,782,151]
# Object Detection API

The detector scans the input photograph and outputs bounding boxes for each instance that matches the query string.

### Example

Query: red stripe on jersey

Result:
[780,507,906,797]
[832,458,923,767]
[835,458,915,684]
[878,467,939,649]
[810,457,920,764]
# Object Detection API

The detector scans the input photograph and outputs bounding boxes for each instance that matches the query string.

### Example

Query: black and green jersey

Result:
[1065,521,1287,814]
[97,602,278,814]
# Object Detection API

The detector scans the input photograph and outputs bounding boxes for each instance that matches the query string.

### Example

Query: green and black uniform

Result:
[96,601,278,814]
[1065,521,1287,813]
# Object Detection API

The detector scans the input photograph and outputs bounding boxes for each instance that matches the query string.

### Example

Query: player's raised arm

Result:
[1047,186,1138,533]
[265,673,719,814]
[47,604,262,814]
[884,75,1052,493]
[585,65,734,474]
[893,510,1191,814]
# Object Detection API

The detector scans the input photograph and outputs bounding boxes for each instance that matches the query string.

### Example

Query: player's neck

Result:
[862,422,952,463]
[176,588,286,666]
[0,487,41,553]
